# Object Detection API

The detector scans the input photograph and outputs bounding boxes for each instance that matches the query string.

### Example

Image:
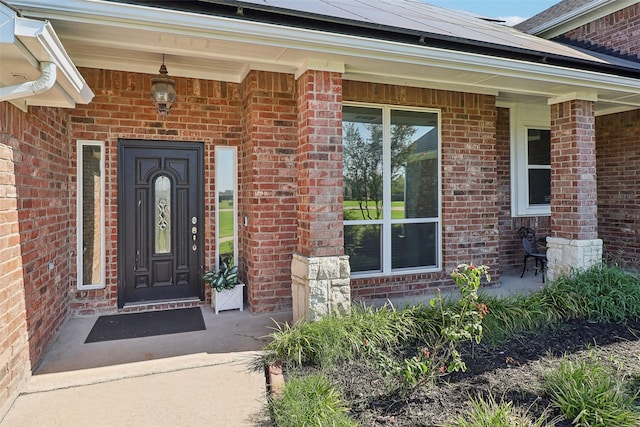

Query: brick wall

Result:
[550,100,597,240]
[596,109,640,266]
[496,107,551,270]
[343,83,499,299]
[0,130,30,417]
[296,70,344,257]
[69,68,242,314]
[0,102,71,414]
[239,71,298,312]
[563,3,640,59]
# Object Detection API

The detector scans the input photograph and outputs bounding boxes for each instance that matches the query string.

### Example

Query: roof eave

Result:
[524,0,638,38]
[1,1,94,110]
[8,0,640,110]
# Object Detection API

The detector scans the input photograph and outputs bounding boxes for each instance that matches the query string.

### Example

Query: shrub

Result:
[263,303,417,367]
[446,394,552,427]
[269,374,355,427]
[365,263,491,391]
[551,265,640,322]
[544,357,639,427]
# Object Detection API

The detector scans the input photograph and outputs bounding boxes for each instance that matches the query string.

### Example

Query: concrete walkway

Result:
[1,268,542,427]
[1,308,292,427]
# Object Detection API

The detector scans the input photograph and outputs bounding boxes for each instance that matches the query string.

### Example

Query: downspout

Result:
[0,61,56,102]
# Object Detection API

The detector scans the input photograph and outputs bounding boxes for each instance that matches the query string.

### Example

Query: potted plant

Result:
[203,260,244,314]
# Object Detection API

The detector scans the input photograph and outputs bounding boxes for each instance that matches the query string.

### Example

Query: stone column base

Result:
[546,237,602,282]
[291,253,351,323]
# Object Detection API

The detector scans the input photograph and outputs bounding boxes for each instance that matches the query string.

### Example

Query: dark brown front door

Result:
[118,140,203,308]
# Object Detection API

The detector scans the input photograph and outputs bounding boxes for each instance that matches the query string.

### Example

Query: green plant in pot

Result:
[203,261,239,292]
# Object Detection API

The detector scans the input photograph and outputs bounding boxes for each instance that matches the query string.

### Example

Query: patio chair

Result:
[518,227,547,283]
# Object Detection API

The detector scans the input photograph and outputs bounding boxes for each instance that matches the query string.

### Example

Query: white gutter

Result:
[1,1,93,106]
[0,60,55,101]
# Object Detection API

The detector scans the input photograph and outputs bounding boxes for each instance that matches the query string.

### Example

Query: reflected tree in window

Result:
[343,105,440,274]
[343,123,415,221]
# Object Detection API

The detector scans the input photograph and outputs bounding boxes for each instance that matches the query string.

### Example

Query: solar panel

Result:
[228,0,615,64]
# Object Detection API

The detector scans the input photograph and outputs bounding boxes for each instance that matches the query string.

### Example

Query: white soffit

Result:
[7,0,640,112]
[0,1,93,110]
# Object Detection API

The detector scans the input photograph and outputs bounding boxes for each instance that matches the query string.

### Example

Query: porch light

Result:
[150,55,176,117]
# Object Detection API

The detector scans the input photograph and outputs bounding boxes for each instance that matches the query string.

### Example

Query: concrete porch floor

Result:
[2,308,293,427]
[1,268,545,427]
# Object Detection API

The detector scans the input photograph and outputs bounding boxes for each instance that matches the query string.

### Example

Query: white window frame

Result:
[509,104,551,217]
[214,146,238,271]
[343,102,442,278]
[76,140,106,290]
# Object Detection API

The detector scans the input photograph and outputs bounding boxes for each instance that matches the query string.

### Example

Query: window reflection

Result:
[343,106,440,274]
[216,147,237,268]
[391,110,439,219]
[81,144,103,285]
[342,107,384,221]
[527,129,551,206]
[344,224,382,272]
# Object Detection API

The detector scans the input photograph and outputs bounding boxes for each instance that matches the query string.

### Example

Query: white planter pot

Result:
[212,283,244,314]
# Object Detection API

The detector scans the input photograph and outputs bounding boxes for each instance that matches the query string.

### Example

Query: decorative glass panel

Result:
[155,175,171,254]
[81,144,103,286]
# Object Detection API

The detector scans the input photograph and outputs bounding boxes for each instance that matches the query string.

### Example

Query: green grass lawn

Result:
[218,200,234,209]
[343,206,406,220]
[343,200,406,220]
[218,210,234,238]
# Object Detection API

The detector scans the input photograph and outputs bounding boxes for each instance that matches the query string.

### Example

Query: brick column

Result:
[547,99,602,280]
[292,69,350,322]
[240,71,298,313]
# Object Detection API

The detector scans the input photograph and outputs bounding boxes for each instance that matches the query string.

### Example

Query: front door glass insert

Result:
[154,174,171,254]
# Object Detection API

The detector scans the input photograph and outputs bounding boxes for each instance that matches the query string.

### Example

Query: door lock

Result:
[191,221,198,251]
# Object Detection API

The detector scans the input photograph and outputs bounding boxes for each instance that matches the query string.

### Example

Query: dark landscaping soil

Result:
[314,320,640,426]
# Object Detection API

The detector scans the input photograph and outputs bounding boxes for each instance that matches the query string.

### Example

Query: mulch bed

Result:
[298,319,640,426]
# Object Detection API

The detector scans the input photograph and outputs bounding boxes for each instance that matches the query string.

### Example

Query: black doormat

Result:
[85,307,205,343]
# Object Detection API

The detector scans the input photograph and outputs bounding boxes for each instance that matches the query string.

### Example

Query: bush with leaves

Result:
[364,263,491,391]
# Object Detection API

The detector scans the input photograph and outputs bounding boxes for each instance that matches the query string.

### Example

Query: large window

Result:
[510,104,551,216]
[343,104,441,276]
[77,140,105,290]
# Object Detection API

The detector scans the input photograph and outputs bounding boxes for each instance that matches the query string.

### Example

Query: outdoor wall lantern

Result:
[150,54,176,117]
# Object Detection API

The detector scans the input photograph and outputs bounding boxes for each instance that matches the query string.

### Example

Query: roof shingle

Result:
[514,0,597,32]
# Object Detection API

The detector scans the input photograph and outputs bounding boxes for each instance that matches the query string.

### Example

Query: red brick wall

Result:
[496,107,551,269]
[343,83,499,299]
[69,68,242,313]
[0,130,30,417]
[596,109,640,266]
[550,100,597,240]
[296,70,344,258]
[563,3,640,59]
[239,71,298,312]
[0,102,72,414]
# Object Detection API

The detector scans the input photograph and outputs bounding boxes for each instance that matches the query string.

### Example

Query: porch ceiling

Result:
[7,0,640,115]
